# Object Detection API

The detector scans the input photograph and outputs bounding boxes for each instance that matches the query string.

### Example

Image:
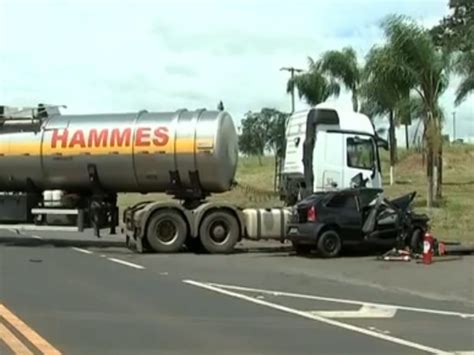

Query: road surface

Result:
[0,230,473,354]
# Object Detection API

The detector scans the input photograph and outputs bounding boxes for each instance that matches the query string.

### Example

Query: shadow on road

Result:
[261,245,392,259]
[0,234,295,256]
[0,234,402,259]
[0,236,125,250]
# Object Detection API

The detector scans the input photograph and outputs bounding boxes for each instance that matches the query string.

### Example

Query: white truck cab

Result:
[280,103,388,205]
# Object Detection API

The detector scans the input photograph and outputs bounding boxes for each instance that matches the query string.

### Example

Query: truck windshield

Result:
[346,137,375,170]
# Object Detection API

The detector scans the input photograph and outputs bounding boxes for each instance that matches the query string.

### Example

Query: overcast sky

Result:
[0,0,472,138]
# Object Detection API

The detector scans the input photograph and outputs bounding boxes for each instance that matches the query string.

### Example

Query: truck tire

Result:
[317,230,342,258]
[146,210,187,253]
[199,210,239,254]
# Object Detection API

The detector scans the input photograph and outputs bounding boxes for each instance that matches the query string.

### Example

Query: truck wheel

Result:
[199,210,239,254]
[317,230,342,258]
[146,210,187,253]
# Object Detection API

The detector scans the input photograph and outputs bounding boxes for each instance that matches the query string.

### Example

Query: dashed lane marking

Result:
[71,247,93,255]
[107,258,145,270]
[0,304,62,354]
[31,235,43,240]
[183,280,452,355]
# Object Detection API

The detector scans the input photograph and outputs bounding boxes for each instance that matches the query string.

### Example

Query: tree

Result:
[319,47,361,111]
[431,0,473,106]
[454,50,474,105]
[265,109,290,190]
[360,44,414,184]
[238,111,269,165]
[431,0,473,53]
[265,109,289,160]
[238,108,288,166]
[286,58,340,106]
[380,15,451,207]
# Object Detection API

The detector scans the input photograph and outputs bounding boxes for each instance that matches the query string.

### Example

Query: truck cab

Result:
[279,103,387,205]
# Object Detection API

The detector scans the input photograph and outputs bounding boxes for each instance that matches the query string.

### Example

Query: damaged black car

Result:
[286,187,429,258]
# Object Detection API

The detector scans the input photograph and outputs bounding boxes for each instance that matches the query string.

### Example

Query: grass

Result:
[118,145,474,243]
[380,145,474,243]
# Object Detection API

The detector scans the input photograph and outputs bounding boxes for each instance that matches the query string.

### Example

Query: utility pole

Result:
[280,66,303,113]
[452,111,456,142]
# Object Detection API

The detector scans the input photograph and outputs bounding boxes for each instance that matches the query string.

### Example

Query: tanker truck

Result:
[0,103,385,254]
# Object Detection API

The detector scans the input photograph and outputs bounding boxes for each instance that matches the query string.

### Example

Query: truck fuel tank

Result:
[0,109,239,196]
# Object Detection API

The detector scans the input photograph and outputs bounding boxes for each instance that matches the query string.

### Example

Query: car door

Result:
[325,192,363,243]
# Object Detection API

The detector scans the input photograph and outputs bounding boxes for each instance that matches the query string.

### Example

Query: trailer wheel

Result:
[199,210,239,254]
[146,210,187,253]
[317,230,342,258]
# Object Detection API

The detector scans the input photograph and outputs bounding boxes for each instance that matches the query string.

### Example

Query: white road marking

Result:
[32,235,43,240]
[310,304,397,319]
[160,272,169,275]
[108,258,145,270]
[183,280,450,355]
[452,352,474,354]
[206,282,474,318]
[368,326,391,334]
[71,247,93,255]
[100,254,107,257]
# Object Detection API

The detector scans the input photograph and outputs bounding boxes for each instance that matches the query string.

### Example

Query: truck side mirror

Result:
[376,137,389,151]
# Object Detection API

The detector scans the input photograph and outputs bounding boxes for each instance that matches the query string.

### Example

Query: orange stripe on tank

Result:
[0,138,210,156]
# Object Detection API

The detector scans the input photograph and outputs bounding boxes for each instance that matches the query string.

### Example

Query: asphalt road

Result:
[0,230,473,355]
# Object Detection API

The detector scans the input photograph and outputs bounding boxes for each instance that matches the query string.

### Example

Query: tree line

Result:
[238,0,473,208]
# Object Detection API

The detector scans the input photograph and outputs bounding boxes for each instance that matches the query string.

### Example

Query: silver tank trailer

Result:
[0,109,239,194]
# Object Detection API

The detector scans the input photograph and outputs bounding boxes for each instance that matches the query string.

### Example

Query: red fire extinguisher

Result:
[423,231,434,264]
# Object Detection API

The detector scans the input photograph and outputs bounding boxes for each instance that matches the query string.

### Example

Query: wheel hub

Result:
[210,222,228,243]
[156,220,178,244]
[325,238,336,251]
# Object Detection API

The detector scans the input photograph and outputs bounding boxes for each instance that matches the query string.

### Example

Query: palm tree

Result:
[360,44,414,185]
[287,58,340,106]
[319,47,361,112]
[454,50,474,105]
[381,15,451,207]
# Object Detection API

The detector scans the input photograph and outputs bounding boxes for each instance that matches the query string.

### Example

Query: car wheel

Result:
[146,210,187,253]
[199,210,240,254]
[410,229,424,254]
[317,230,342,258]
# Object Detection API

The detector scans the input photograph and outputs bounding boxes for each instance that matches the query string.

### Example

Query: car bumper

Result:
[286,223,324,245]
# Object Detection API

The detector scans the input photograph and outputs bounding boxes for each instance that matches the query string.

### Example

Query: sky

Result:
[0,0,472,139]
